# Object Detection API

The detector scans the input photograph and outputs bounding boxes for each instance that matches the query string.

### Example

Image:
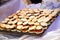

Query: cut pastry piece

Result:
[0,8,60,34]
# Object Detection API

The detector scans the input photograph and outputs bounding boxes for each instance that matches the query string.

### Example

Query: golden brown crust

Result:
[0,8,59,34]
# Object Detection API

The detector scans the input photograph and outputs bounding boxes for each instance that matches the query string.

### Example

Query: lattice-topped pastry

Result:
[0,8,60,34]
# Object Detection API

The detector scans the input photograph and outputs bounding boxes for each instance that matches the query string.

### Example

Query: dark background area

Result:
[0,0,10,6]
[30,0,42,4]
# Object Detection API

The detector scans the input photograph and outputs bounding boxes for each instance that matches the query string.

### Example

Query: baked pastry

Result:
[0,8,60,34]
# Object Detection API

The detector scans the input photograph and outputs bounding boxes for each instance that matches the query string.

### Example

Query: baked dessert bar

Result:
[0,8,60,34]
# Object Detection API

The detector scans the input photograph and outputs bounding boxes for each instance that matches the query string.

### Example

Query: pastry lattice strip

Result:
[0,8,60,34]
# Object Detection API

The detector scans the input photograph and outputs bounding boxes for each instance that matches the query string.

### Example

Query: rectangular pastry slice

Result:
[0,8,60,34]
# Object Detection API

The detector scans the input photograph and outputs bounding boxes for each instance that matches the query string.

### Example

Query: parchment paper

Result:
[0,0,60,40]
